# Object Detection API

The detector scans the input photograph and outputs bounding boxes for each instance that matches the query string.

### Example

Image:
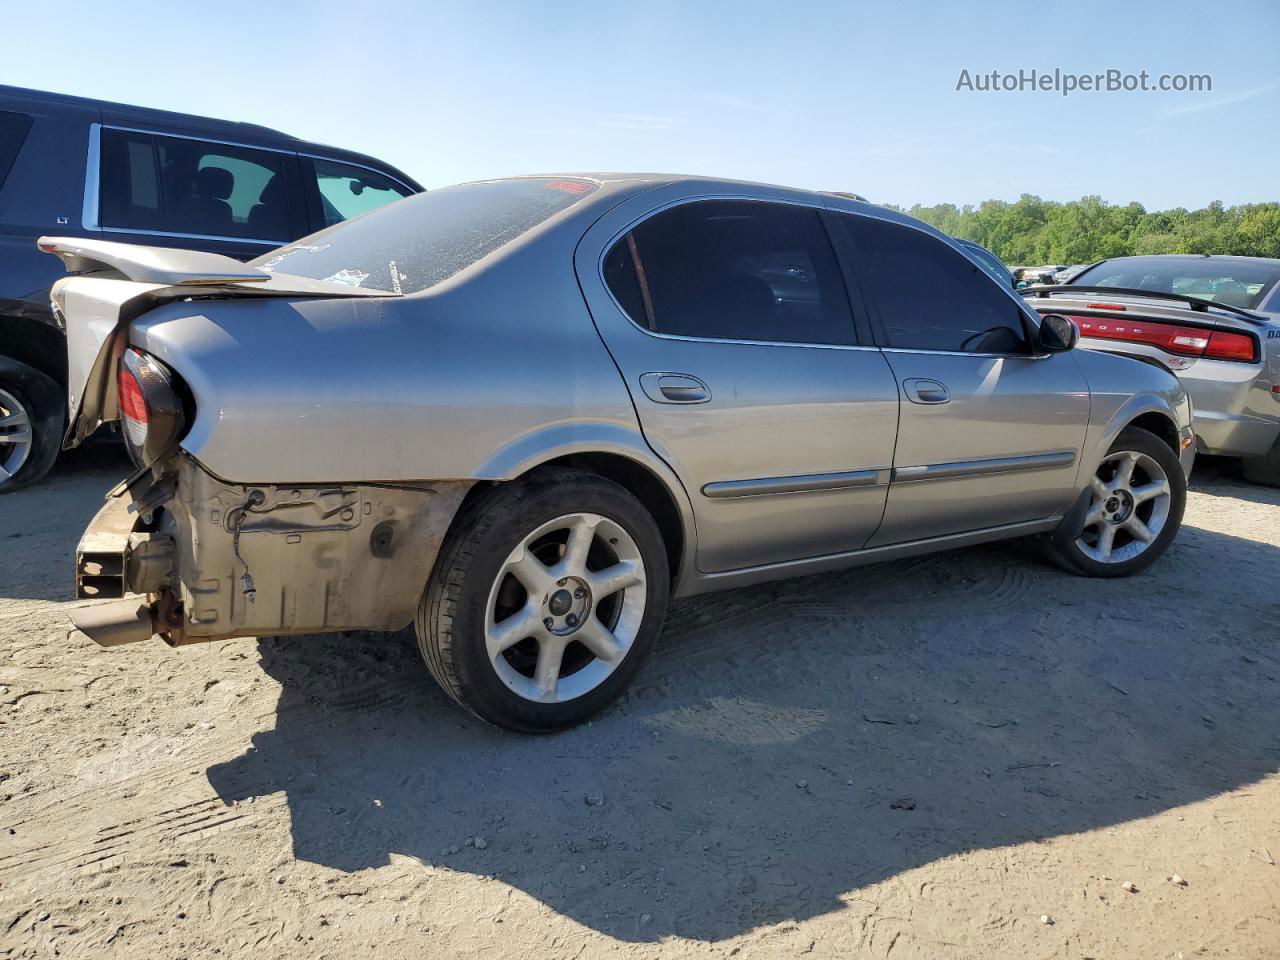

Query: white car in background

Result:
[1023,254,1280,485]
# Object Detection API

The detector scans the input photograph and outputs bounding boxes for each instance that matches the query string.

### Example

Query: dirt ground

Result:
[1,447,1277,959]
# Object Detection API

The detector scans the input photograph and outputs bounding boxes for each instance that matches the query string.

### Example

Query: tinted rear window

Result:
[253,178,598,294]
[1073,258,1280,310]
[0,110,33,190]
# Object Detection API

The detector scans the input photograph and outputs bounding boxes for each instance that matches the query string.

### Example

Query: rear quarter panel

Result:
[129,219,656,486]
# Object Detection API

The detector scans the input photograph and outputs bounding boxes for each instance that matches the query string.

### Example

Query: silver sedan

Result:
[1023,255,1280,486]
[47,175,1195,731]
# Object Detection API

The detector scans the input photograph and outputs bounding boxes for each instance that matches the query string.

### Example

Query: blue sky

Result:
[3,0,1277,209]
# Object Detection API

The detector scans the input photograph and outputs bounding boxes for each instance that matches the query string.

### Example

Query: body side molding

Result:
[892,450,1076,483]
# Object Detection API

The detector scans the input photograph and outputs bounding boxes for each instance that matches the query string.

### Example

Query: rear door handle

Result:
[639,372,711,404]
[903,378,950,404]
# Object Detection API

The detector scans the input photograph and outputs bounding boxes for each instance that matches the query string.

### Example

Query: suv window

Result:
[99,128,292,241]
[842,215,1030,354]
[0,111,33,191]
[311,157,412,227]
[603,200,856,345]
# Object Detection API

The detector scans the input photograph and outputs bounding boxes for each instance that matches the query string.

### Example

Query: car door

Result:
[834,211,1090,545]
[575,189,900,573]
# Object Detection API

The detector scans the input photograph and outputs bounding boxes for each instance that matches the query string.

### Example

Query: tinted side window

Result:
[605,200,856,345]
[155,135,289,240]
[844,215,1030,354]
[99,129,163,231]
[100,129,292,240]
[0,110,33,191]
[311,158,412,227]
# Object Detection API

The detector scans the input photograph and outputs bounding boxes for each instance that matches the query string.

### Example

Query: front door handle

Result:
[639,372,711,404]
[903,378,950,404]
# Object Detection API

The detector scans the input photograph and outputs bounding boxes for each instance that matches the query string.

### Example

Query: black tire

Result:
[1044,426,1186,578]
[1241,439,1280,488]
[416,467,670,732]
[0,357,64,494]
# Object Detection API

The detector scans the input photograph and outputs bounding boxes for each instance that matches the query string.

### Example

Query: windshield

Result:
[1071,257,1280,310]
[252,177,599,294]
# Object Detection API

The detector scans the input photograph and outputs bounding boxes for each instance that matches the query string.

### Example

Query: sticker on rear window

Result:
[323,268,370,287]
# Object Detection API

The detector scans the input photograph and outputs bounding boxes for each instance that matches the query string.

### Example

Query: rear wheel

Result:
[0,358,63,494]
[416,468,670,732]
[1046,427,1185,578]
[1242,438,1280,488]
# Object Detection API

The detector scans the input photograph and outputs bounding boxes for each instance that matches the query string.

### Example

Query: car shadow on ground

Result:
[206,479,1280,943]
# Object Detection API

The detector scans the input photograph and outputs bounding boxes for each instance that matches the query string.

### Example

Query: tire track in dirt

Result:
[0,789,277,878]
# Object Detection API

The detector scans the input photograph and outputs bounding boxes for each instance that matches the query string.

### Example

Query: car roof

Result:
[0,84,423,191]
[473,172,946,236]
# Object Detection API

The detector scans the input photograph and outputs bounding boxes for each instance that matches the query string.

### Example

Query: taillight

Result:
[116,348,186,467]
[1204,330,1258,362]
[1070,315,1258,363]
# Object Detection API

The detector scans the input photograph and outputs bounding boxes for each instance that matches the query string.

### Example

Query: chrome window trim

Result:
[82,122,293,245]
[101,122,299,156]
[612,329,880,352]
[99,226,286,246]
[892,450,1076,483]
[880,346,1050,361]
[595,192,867,351]
[81,122,101,230]
[702,468,889,499]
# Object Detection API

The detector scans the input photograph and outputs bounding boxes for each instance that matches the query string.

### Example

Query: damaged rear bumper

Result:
[68,455,473,648]
[71,493,173,647]
[69,598,158,647]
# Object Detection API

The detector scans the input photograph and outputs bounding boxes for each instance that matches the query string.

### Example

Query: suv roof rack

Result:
[1019,284,1267,325]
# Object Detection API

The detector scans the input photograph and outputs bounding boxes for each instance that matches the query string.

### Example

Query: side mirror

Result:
[1038,314,1079,353]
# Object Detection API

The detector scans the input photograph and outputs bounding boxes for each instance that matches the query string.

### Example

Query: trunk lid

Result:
[40,237,395,447]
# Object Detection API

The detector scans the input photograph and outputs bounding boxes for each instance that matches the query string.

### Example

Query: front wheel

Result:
[416,468,670,732]
[1046,426,1186,578]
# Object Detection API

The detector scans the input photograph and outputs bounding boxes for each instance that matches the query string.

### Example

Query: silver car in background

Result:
[47,176,1195,731]
[1022,255,1280,485]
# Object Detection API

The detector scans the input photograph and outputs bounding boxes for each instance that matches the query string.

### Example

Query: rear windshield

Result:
[1072,257,1280,310]
[252,177,599,294]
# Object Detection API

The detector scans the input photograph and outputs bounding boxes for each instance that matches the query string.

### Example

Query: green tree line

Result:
[888,196,1280,265]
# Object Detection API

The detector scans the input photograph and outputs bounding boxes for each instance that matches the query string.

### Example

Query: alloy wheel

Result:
[0,388,34,482]
[1077,449,1172,564]
[484,512,647,703]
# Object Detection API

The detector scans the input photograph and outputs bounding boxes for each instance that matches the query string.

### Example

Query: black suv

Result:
[0,85,422,491]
